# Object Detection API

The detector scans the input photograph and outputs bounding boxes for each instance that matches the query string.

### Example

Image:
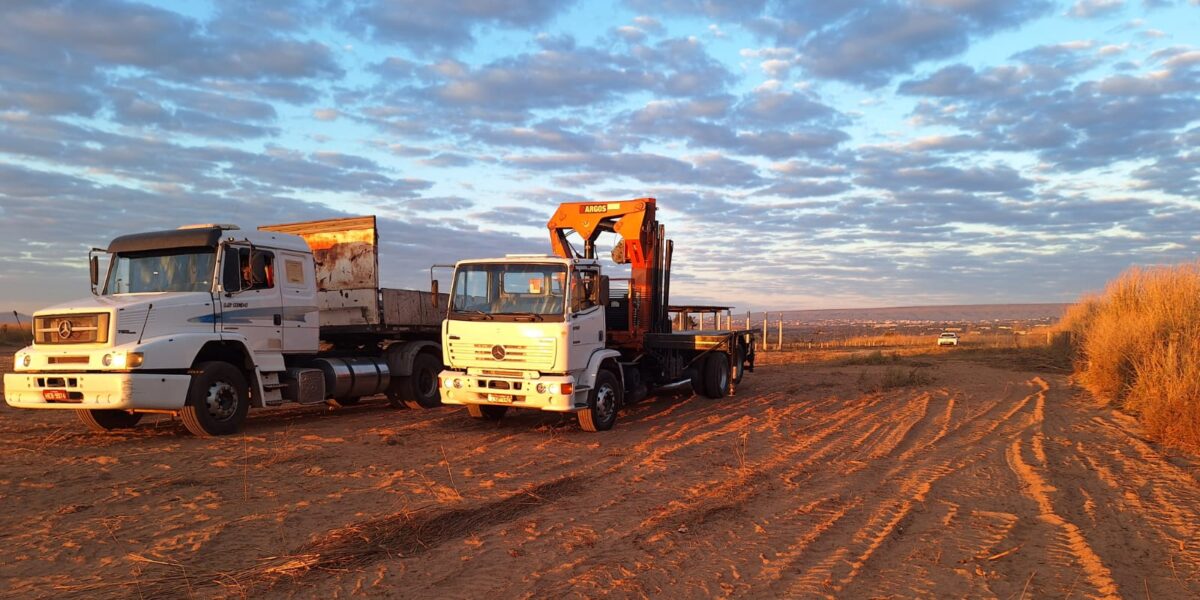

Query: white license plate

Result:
[487,394,514,404]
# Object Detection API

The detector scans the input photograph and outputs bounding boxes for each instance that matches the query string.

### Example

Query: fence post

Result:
[777,314,783,351]
[762,313,769,352]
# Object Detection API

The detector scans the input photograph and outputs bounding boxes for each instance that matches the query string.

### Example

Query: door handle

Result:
[273,314,282,326]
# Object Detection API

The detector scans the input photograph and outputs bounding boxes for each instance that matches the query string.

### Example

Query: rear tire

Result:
[180,361,249,437]
[467,404,508,421]
[578,369,621,432]
[76,409,142,432]
[703,352,730,399]
[732,347,746,385]
[392,352,443,409]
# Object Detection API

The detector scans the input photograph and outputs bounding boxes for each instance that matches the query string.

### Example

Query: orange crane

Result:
[546,197,671,353]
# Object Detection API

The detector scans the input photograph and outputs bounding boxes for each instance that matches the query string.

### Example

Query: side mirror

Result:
[431,279,440,309]
[89,255,99,291]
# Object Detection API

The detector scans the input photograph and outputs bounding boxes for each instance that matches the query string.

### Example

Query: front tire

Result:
[467,404,508,421]
[703,352,730,399]
[392,352,443,409]
[76,409,142,432]
[578,369,621,432]
[180,361,249,437]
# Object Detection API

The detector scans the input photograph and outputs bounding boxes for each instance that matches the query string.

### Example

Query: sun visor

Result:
[107,228,224,253]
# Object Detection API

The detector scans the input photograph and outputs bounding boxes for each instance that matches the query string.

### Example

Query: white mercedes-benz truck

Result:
[437,198,755,431]
[3,216,445,436]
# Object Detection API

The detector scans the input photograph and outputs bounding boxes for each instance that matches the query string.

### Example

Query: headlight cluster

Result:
[102,352,144,368]
[535,382,573,395]
[441,377,463,389]
[20,354,31,368]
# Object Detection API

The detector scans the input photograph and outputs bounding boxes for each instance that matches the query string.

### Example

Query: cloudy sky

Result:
[1,0,1198,314]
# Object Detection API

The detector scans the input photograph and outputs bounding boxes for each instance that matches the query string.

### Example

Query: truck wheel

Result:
[467,404,508,421]
[578,369,621,432]
[732,347,745,385]
[703,352,730,399]
[76,409,142,432]
[685,366,705,397]
[393,352,443,410]
[180,361,249,437]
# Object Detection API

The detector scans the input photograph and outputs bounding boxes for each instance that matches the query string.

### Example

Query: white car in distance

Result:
[937,332,959,346]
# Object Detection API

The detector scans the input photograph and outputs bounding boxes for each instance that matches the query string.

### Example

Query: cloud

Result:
[633,0,1053,86]
[507,151,765,188]
[344,0,572,54]
[1068,0,1125,18]
[898,42,1200,171]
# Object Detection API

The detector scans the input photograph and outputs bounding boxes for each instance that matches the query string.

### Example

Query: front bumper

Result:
[438,370,584,412]
[3,372,191,411]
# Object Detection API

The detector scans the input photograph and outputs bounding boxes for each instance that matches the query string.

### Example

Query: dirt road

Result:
[1,350,1198,599]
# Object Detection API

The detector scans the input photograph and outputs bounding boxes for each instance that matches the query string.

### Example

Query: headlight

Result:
[536,383,547,394]
[453,378,462,389]
[21,354,31,368]
[103,352,144,369]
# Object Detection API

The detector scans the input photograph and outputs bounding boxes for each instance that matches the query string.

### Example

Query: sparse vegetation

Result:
[856,365,934,392]
[841,350,900,365]
[0,324,31,346]
[1059,262,1200,452]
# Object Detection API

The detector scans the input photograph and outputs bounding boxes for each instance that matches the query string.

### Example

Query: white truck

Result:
[436,198,755,431]
[3,216,445,436]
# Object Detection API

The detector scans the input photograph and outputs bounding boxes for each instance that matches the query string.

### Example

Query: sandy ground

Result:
[1,348,1199,599]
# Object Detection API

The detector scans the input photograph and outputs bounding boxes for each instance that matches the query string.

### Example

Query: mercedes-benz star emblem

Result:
[57,319,74,339]
[491,345,506,360]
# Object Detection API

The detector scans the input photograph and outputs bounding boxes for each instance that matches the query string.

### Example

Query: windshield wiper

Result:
[504,312,546,322]
[455,310,493,321]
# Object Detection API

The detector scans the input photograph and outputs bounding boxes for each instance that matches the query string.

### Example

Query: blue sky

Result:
[1,0,1198,314]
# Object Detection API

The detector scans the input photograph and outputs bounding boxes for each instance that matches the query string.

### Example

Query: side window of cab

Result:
[571,269,600,313]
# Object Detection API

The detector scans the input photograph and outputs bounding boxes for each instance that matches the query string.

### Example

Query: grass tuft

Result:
[1059,262,1200,452]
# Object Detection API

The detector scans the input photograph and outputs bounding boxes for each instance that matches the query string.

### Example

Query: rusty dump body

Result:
[259,216,445,337]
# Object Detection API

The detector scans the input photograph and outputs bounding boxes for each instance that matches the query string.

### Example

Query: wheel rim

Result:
[417,367,436,397]
[595,383,616,422]
[204,380,238,421]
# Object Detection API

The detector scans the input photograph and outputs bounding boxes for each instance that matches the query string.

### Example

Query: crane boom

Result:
[546,198,672,351]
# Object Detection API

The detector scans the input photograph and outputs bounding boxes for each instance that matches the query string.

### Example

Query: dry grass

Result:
[841,349,901,365]
[0,324,31,346]
[781,332,1053,350]
[1059,262,1200,452]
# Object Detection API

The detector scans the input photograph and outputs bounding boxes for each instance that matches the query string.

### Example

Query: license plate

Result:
[487,394,514,404]
[43,389,70,401]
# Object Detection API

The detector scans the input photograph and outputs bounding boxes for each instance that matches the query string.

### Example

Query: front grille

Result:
[34,313,110,345]
[48,356,89,364]
[447,339,555,368]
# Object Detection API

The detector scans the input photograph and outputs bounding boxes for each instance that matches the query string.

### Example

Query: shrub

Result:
[1063,262,1200,451]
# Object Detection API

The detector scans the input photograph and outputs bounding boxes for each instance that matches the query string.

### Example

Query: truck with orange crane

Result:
[435,198,755,431]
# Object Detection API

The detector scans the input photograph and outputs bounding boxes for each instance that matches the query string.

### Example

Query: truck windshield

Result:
[103,248,216,294]
[451,263,567,320]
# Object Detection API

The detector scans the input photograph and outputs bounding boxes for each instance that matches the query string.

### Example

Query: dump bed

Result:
[259,216,445,334]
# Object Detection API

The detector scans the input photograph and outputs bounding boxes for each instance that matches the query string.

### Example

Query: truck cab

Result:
[438,255,621,428]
